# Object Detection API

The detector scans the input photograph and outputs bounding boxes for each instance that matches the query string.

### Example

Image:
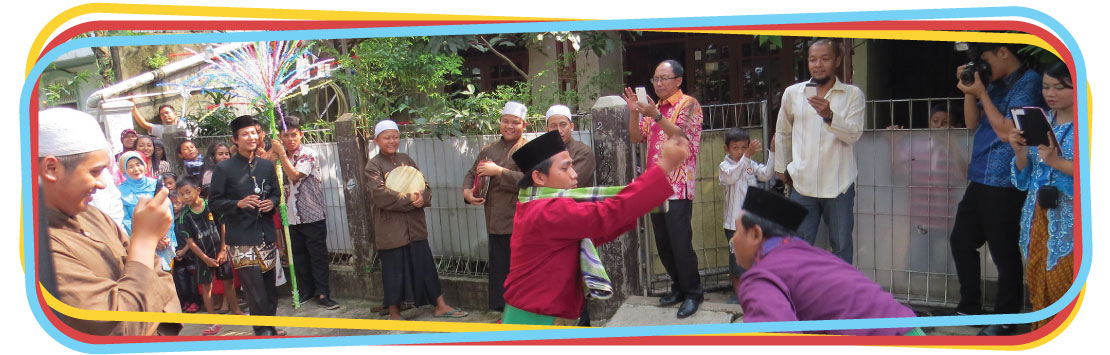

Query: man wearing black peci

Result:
[209,115,284,336]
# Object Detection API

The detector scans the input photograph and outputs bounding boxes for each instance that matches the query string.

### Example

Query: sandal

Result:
[202,324,222,336]
[433,308,469,318]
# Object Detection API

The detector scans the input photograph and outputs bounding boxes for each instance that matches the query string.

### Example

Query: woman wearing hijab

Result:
[118,151,178,272]
[115,129,139,161]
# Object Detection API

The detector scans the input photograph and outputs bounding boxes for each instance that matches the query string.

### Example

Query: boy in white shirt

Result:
[719,127,775,302]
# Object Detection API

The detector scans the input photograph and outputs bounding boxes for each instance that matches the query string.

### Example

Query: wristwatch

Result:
[652,114,663,122]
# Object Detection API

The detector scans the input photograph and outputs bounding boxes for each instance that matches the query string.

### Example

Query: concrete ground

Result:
[179,290,991,337]
[604,290,987,336]
[179,295,503,337]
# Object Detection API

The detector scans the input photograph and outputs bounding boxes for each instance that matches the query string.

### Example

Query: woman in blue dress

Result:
[118,151,178,272]
[1008,62,1076,330]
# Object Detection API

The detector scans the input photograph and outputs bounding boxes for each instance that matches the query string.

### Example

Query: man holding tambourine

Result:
[364,120,468,320]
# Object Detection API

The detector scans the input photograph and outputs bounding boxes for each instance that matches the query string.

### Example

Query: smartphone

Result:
[154,178,164,195]
[635,87,649,105]
[804,81,818,98]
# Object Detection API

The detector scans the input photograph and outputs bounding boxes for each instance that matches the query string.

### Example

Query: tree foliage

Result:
[332,33,631,137]
[42,67,97,107]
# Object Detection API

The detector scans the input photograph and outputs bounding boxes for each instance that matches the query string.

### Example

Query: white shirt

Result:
[89,172,126,231]
[774,78,865,199]
[150,120,190,138]
[720,151,775,230]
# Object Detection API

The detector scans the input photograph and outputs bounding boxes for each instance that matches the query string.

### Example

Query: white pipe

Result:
[85,42,247,109]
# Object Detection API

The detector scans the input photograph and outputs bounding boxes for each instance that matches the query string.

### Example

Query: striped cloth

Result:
[519,186,666,300]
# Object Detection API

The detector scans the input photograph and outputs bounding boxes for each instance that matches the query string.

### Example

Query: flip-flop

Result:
[433,308,469,318]
[275,329,287,336]
[202,324,222,336]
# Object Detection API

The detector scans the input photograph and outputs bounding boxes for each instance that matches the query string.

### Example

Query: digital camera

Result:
[960,60,993,86]
[955,41,993,85]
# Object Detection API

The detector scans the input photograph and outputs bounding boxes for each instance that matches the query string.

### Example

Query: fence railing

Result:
[640,100,770,295]
[865,97,965,130]
[363,130,594,276]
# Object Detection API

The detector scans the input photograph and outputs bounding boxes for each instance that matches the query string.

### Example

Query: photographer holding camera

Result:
[950,42,1045,336]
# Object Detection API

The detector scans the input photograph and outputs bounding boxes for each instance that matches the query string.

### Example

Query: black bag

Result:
[1037,186,1060,209]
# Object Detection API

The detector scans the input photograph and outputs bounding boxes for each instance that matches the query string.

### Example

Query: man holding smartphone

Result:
[622,59,704,319]
[209,115,283,336]
[773,38,865,264]
[950,43,1043,336]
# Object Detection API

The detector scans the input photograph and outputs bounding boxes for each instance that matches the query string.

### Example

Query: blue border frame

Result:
[21,6,1090,352]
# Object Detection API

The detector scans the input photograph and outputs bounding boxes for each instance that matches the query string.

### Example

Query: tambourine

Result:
[384,165,426,196]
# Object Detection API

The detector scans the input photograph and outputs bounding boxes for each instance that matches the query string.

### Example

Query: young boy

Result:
[178,139,205,180]
[169,189,200,314]
[176,176,244,335]
[161,172,178,192]
[502,130,690,325]
[718,128,775,303]
[730,187,920,335]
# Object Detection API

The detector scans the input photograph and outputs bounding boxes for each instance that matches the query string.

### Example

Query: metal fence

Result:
[638,97,992,309]
[853,97,993,309]
[641,100,770,295]
[365,127,595,276]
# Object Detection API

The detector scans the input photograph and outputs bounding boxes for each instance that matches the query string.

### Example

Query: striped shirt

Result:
[774,79,865,199]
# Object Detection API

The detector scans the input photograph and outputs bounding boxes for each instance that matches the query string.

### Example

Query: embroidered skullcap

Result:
[502,101,527,119]
[374,120,399,138]
[545,105,572,123]
[38,108,109,157]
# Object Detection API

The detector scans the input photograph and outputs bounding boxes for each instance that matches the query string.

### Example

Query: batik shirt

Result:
[1012,115,1075,270]
[969,68,1044,187]
[285,145,326,225]
[639,90,702,200]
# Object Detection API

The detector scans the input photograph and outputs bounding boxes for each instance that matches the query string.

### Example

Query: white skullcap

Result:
[501,101,527,119]
[374,119,399,138]
[545,105,572,123]
[38,108,109,157]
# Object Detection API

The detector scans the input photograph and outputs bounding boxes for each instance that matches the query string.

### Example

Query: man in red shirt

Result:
[501,130,690,325]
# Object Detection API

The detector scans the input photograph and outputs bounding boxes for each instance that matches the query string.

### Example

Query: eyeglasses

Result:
[649,76,678,84]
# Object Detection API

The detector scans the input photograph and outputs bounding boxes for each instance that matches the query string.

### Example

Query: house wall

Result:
[121,44,257,132]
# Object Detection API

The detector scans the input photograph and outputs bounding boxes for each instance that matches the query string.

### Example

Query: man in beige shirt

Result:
[462,101,528,311]
[39,108,180,336]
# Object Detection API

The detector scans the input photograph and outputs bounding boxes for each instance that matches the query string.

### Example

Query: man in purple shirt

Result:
[731,188,919,336]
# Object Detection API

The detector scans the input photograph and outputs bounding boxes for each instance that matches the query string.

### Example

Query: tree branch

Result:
[478,35,528,78]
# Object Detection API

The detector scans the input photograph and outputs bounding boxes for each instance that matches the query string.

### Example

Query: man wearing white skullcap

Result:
[462,101,528,311]
[38,108,181,336]
[364,120,467,320]
[543,104,598,325]
[545,105,596,188]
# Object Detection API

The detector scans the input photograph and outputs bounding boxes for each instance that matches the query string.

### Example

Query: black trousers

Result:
[650,200,703,299]
[238,265,278,335]
[290,220,330,299]
[488,234,511,311]
[172,257,201,307]
[950,182,1027,315]
[379,240,443,307]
